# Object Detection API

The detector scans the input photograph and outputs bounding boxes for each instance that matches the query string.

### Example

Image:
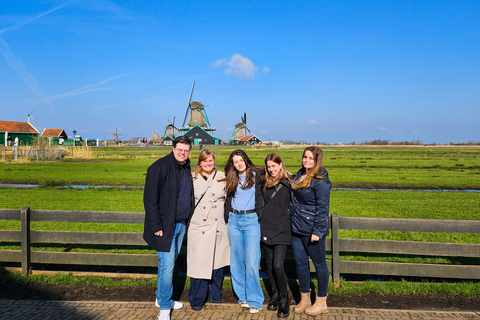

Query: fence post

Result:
[331,213,340,287]
[21,206,31,275]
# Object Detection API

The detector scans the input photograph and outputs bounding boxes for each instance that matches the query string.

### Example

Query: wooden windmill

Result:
[231,112,251,140]
[109,128,123,142]
[164,117,179,138]
[178,80,216,135]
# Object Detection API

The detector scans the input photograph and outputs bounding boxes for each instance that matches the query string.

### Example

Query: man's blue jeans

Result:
[228,212,264,309]
[156,220,186,310]
[291,234,329,297]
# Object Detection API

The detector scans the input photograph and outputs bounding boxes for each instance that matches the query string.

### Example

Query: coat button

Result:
[215,218,218,221]
[202,231,205,234]
[216,230,219,233]
[212,193,215,196]
[203,206,206,209]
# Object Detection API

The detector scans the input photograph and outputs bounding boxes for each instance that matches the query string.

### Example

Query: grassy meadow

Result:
[1,145,479,275]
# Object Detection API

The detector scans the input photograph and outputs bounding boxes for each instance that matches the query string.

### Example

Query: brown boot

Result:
[293,291,311,313]
[305,295,328,315]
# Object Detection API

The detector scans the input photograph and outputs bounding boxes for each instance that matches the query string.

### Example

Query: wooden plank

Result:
[338,217,480,233]
[340,260,480,279]
[0,249,21,262]
[331,213,341,286]
[0,230,21,241]
[31,231,146,246]
[31,251,158,267]
[30,210,144,224]
[21,206,31,275]
[0,209,21,221]
[339,239,480,258]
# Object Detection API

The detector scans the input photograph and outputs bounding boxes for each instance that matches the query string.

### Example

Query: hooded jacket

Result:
[291,167,331,238]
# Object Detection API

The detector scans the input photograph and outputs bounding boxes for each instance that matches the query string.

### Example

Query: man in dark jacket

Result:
[143,136,194,320]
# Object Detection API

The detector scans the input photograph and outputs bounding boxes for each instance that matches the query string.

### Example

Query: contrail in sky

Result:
[0,1,80,35]
[0,1,80,110]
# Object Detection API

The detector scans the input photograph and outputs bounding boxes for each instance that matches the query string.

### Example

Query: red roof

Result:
[238,135,253,142]
[41,129,64,137]
[154,138,163,143]
[0,121,39,134]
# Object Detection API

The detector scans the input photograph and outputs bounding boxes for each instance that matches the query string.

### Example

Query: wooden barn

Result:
[0,120,40,146]
[235,134,262,146]
[183,125,221,146]
[41,129,68,146]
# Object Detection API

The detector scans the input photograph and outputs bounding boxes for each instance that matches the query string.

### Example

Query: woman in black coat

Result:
[260,153,291,318]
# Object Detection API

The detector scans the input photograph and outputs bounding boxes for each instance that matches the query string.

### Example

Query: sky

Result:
[1,0,479,144]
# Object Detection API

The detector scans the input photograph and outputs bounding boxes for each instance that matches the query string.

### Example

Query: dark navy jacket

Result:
[291,167,331,238]
[143,152,194,252]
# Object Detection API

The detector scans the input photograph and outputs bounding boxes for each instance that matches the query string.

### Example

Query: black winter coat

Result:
[291,167,331,238]
[260,178,291,246]
[224,170,265,223]
[143,152,194,252]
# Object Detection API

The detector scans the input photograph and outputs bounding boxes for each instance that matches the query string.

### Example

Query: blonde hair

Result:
[293,146,325,190]
[263,153,291,189]
[193,149,215,179]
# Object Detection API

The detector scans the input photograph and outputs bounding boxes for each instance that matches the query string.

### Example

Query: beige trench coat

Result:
[187,170,230,279]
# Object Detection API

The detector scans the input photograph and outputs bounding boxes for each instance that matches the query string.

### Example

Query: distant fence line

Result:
[0,207,479,285]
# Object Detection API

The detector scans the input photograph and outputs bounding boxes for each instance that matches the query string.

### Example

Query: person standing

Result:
[143,136,194,320]
[187,149,230,311]
[223,149,265,314]
[290,146,331,316]
[260,153,292,318]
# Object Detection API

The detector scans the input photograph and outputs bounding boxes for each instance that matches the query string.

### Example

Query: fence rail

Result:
[1,207,479,285]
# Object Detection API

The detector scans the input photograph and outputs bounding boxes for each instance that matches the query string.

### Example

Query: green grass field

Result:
[1,145,479,291]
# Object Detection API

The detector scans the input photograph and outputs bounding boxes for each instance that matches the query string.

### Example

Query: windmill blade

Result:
[244,112,247,124]
[182,80,195,127]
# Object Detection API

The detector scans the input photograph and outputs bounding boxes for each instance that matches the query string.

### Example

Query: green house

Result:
[0,120,40,146]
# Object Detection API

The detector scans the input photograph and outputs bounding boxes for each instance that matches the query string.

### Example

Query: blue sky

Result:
[1,0,479,144]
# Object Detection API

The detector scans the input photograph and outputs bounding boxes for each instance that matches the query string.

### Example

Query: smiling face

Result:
[266,160,281,178]
[200,154,215,175]
[302,150,316,170]
[172,143,191,163]
[233,155,247,175]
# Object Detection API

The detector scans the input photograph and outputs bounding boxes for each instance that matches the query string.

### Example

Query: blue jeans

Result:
[228,212,264,309]
[156,221,186,310]
[291,234,329,297]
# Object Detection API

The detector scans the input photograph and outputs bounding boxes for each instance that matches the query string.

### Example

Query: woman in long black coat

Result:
[260,153,291,318]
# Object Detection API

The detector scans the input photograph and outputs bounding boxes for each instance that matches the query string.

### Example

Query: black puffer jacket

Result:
[291,167,331,238]
[260,178,291,245]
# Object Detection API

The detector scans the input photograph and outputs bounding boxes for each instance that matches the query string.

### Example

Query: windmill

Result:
[231,112,252,140]
[26,111,34,123]
[178,80,216,135]
[164,117,179,138]
[109,128,123,142]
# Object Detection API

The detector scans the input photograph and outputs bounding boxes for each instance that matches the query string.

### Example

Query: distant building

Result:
[183,125,221,146]
[236,135,262,146]
[0,120,40,146]
[41,129,68,146]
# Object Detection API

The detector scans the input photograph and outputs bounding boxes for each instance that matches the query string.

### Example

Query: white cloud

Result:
[261,130,268,135]
[310,119,318,124]
[262,66,270,74]
[377,127,387,131]
[212,53,258,79]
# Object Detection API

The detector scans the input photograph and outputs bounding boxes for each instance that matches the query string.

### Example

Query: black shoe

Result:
[267,292,280,311]
[277,297,290,318]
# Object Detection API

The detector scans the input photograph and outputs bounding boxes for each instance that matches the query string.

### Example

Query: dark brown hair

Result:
[263,153,290,189]
[222,149,264,196]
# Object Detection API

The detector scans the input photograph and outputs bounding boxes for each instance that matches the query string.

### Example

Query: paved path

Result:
[1,299,479,320]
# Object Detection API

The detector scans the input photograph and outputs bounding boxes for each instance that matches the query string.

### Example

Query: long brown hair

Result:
[293,146,325,190]
[222,149,264,196]
[193,149,215,179]
[263,153,290,189]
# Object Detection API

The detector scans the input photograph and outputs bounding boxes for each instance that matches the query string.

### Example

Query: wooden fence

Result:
[1,207,479,285]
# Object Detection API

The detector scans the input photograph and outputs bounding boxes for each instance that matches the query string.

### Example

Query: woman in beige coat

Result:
[187,149,230,311]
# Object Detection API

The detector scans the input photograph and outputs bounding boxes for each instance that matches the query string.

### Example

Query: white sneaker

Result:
[157,309,170,320]
[240,302,250,308]
[155,300,183,309]
[249,307,260,314]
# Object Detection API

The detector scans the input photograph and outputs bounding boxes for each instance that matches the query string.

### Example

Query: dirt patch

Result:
[1,281,479,312]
